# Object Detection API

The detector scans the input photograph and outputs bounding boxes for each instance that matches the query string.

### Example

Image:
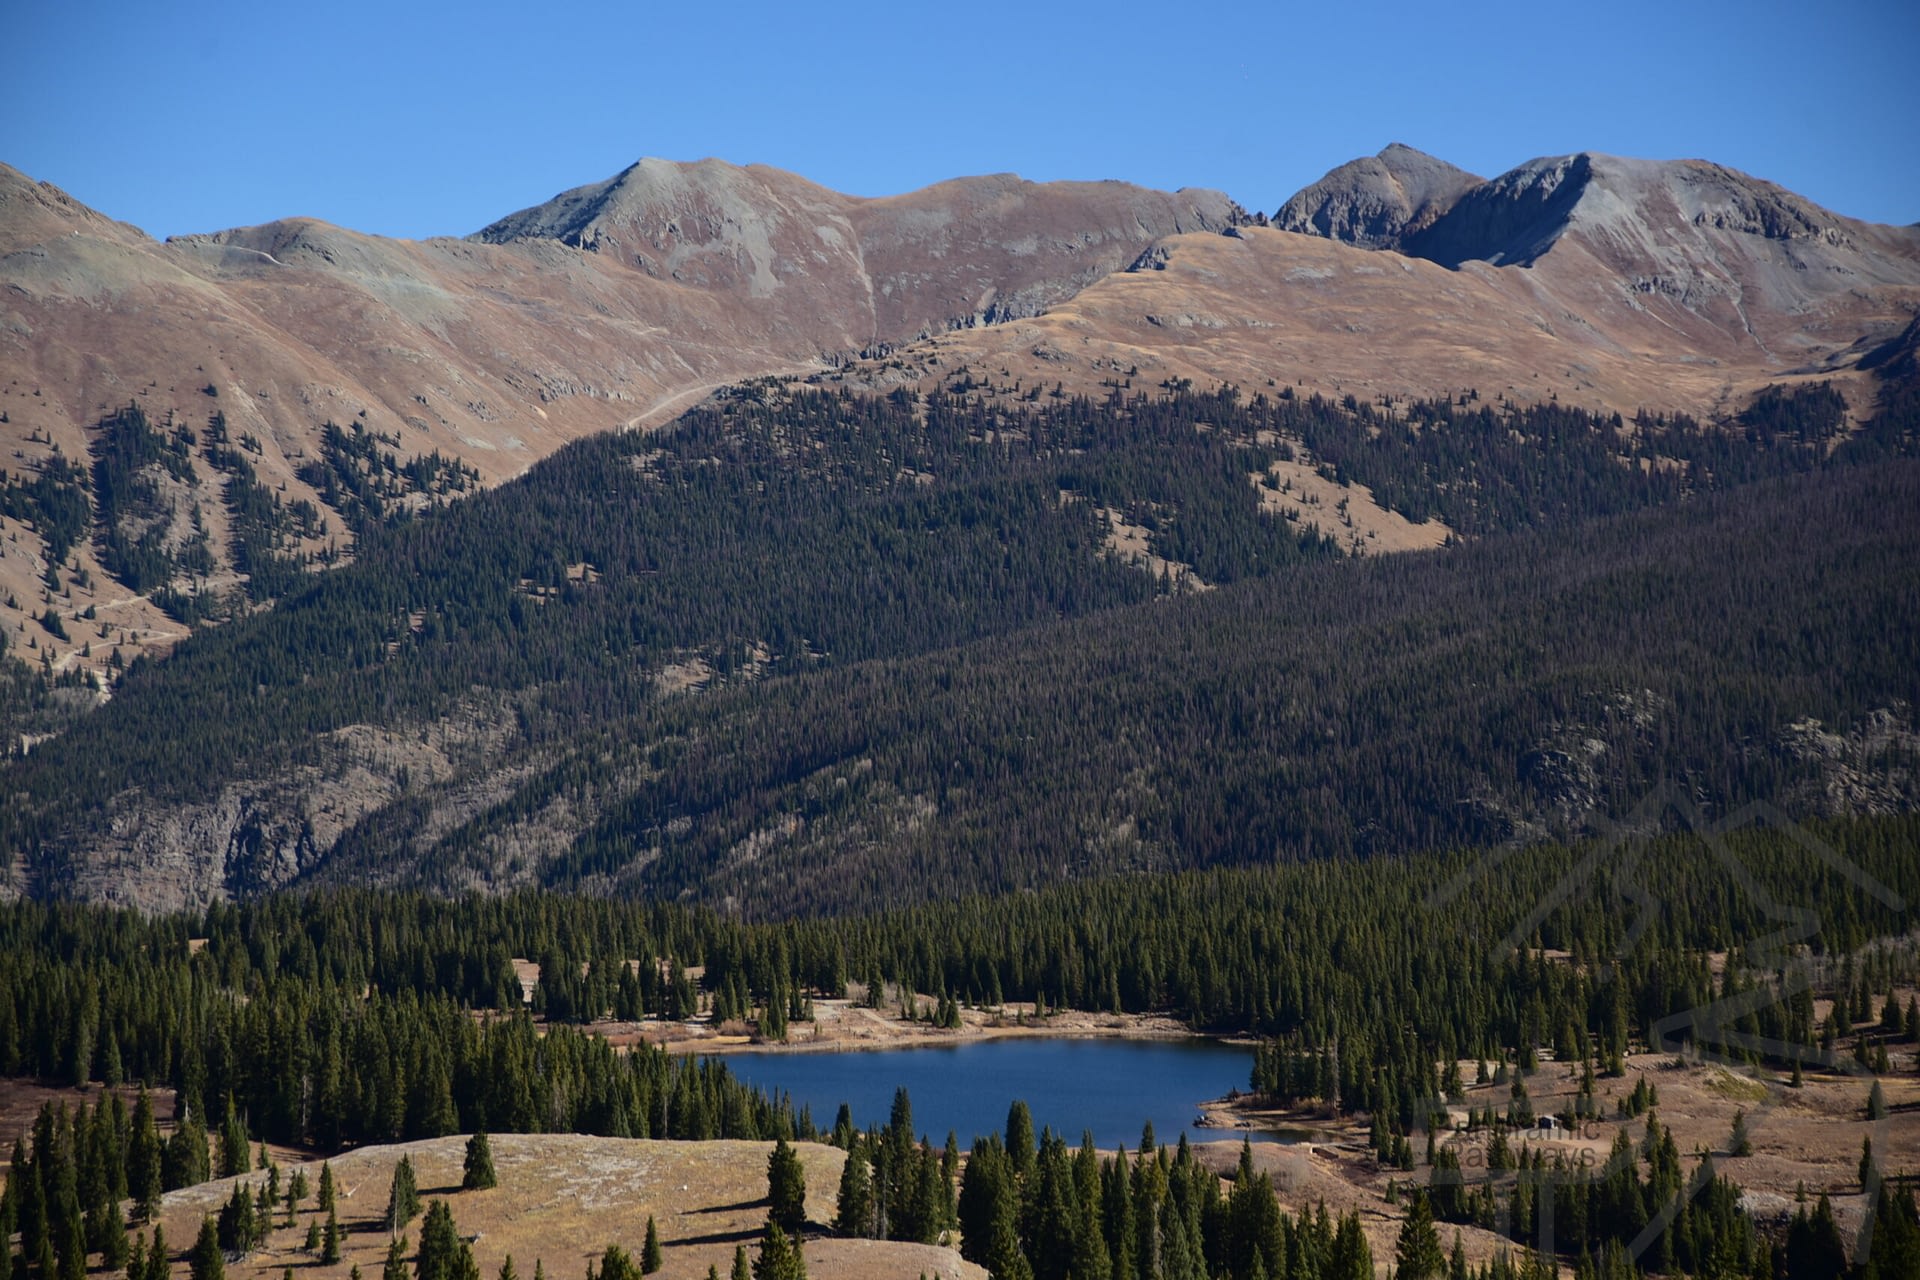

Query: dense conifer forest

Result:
[4,382,1915,909]
[4,373,1917,1280]
[1,809,1917,1279]
[2,814,1914,1128]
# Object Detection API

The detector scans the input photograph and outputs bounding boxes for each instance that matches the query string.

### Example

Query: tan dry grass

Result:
[1211,1040,1920,1265]
[145,1135,982,1280]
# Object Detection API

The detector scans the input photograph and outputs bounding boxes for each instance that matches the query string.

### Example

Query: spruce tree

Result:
[216,1182,256,1254]
[1394,1192,1445,1280]
[767,1137,807,1236]
[388,1156,422,1232]
[1005,1102,1036,1181]
[188,1218,223,1280]
[129,1094,163,1222]
[641,1219,662,1276]
[323,1207,342,1264]
[383,1236,410,1280]
[750,1223,805,1280]
[834,1144,873,1238]
[217,1103,249,1179]
[596,1246,638,1280]
[1862,1182,1920,1280]
[462,1133,497,1191]
[416,1202,462,1280]
[286,1169,307,1225]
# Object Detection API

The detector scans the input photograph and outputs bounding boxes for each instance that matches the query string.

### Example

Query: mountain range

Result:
[2,144,1918,908]
[4,145,1917,683]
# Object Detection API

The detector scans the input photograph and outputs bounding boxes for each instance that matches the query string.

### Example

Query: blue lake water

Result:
[720,1036,1282,1150]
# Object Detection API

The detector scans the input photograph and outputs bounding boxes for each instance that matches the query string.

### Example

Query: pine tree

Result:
[498,1258,518,1280]
[217,1102,249,1179]
[1005,1102,1036,1181]
[129,1093,163,1222]
[388,1156,423,1232]
[319,1162,337,1213]
[597,1245,638,1280]
[216,1182,257,1255]
[1869,1080,1889,1120]
[1395,1192,1446,1280]
[188,1218,223,1280]
[767,1137,807,1236]
[751,1223,806,1280]
[834,1144,874,1238]
[148,1225,170,1280]
[642,1219,662,1276]
[383,1236,410,1280]
[1862,1181,1920,1280]
[462,1133,497,1191]
[323,1207,342,1264]
[730,1246,751,1280]
[416,1202,462,1280]
[1330,1212,1372,1280]
[1729,1110,1752,1157]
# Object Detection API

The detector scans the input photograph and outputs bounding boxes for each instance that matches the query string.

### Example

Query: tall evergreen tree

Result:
[750,1223,805,1280]
[1395,1192,1445,1280]
[641,1219,662,1276]
[834,1143,874,1238]
[415,1202,462,1280]
[389,1157,423,1233]
[188,1218,223,1280]
[147,1224,170,1280]
[767,1137,807,1237]
[462,1134,497,1191]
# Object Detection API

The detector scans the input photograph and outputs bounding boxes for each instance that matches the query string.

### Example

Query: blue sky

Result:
[4,0,1916,241]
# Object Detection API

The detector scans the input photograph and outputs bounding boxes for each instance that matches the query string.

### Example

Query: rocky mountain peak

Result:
[1273,144,1483,249]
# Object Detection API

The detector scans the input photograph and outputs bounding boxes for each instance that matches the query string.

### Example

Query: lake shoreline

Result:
[593,997,1260,1058]
[708,1033,1280,1153]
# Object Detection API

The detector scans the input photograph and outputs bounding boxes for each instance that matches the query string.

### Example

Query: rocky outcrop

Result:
[906,148,1920,424]
[64,700,520,910]
[475,159,1244,338]
[1273,143,1482,250]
